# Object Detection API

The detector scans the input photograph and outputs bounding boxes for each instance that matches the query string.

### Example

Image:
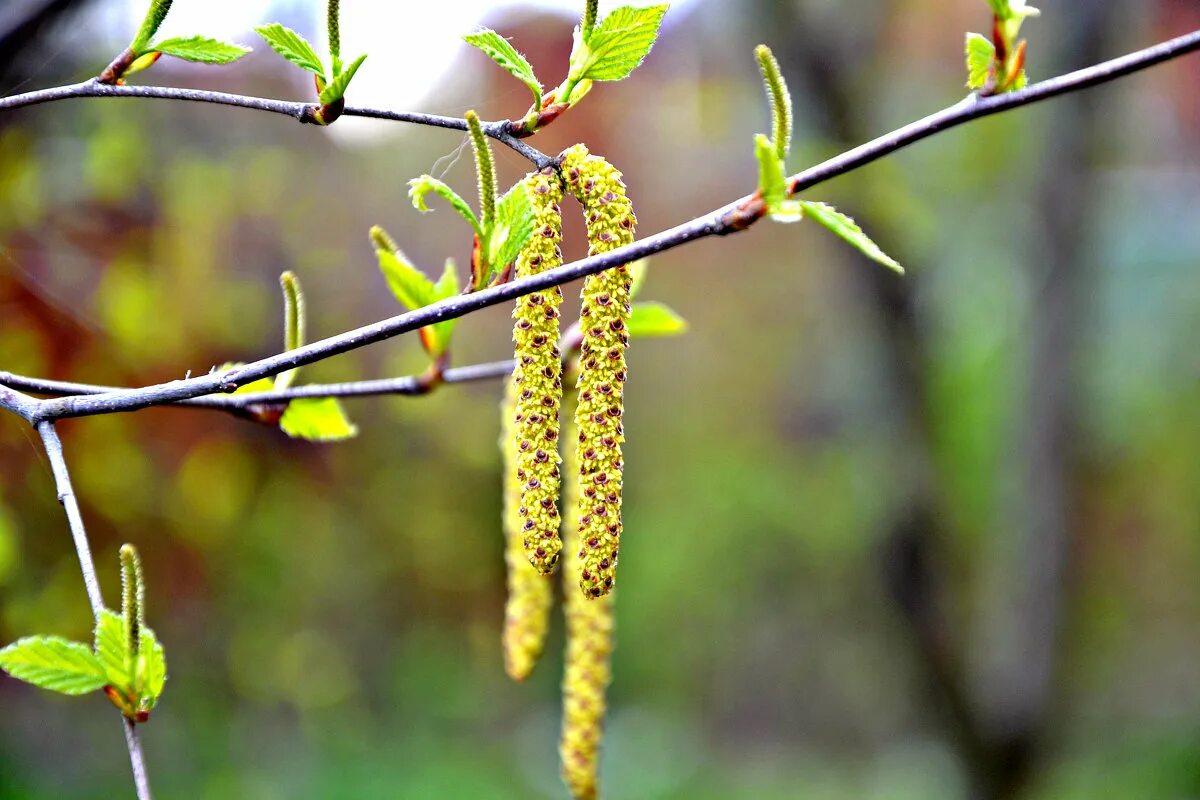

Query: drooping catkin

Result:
[500,378,553,681]
[560,144,636,598]
[559,399,615,800]
[511,166,568,573]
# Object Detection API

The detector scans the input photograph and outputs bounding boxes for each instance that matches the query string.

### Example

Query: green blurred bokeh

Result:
[1,1,1199,798]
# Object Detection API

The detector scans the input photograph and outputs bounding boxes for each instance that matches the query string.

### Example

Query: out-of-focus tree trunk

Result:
[755,0,1119,796]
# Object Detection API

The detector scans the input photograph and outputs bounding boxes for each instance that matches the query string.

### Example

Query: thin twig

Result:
[0,79,552,167]
[1,360,515,408]
[36,421,153,800]
[0,384,38,422]
[10,28,1200,424]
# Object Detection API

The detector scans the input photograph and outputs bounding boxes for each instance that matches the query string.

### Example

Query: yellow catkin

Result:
[500,378,553,681]
[560,144,636,598]
[511,166,567,573]
[559,399,615,800]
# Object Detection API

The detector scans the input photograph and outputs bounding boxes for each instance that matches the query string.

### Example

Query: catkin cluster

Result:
[511,167,567,573]
[499,379,553,682]
[559,402,615,800]
[560,144,636,598]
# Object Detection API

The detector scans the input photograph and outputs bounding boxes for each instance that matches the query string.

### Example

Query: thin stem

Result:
[36,421,154,800]
[2,361,516,408]
[0,81,552,166]
[122,719,153,800]
[0,384,38,422]
[6,28,1200,422]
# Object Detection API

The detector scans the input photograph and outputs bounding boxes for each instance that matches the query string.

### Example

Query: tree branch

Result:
[1,360,515,409]
[6,28,1200,424]
[36,420,153,800]
[0,79,553,167]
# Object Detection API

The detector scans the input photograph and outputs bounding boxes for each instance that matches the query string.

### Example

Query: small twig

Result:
[36,421,153,800]
[0,79,552,166]
[1,361,515,409]
[0,384,38,422]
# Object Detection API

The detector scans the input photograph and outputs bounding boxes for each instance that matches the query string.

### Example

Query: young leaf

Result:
[628,259,650,300]
[318,52,367,106]
[755,45,792,161]
[132,0,174,53]
[799,201,904,274]
[424,259,461,357]
[485,183,535,282]
[464,30,542,108]
[136,628,167,708]
[577,4,669,82]
[280,398,358,442]
[755,134,801,222]
[408,176,483,239]
[628,302,688,338]
[0,636,107,695]
[276,272,305,391]
[150,36,250,64]
[94,609,130,687]
[965,32,995,89]
[376,248,437,312]
[255,23,325,78]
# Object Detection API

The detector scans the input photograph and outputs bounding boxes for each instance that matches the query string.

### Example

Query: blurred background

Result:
[1,1,1199,798]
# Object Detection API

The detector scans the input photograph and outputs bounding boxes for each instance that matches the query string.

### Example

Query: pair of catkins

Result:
[500,144,635,800]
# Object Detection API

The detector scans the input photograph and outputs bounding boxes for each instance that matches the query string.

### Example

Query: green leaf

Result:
[408,176,482,239]
[799,201,904,274]
[464,29,542,108]
[628,259,650,300]
[576,4,668,82]
[756,134,803,222]
[95,609,131,687]
[132,0,174,53]
[965,32,994,89]
[628,302,688,338]
[255,23,325,78]
[376,249,437,312]
[280,398,358,442]
[425,260,461,357]
[318,52,367,105]
[485,183,535,282]
[150,35,250,64]
[0,636,106,695]
[136,628,166,708]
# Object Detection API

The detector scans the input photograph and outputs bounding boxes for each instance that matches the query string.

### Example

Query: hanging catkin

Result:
[560,144,636,598]
[499,378,553,681]
[511,166,567,573]
[559,395,615,800]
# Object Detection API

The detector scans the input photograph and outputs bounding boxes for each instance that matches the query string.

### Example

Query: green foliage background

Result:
[1,1,1199,798]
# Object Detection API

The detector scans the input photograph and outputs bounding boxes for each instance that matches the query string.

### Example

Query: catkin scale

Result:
[560,144,636,599]
[559,400,615,800]
[500,379,553,681]
[511,167,568,573]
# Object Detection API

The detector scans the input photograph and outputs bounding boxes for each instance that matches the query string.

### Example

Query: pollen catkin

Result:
[511,166,568,573]
[560,144,636,599]
[500,379,553,681]
[559,401,615,800]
